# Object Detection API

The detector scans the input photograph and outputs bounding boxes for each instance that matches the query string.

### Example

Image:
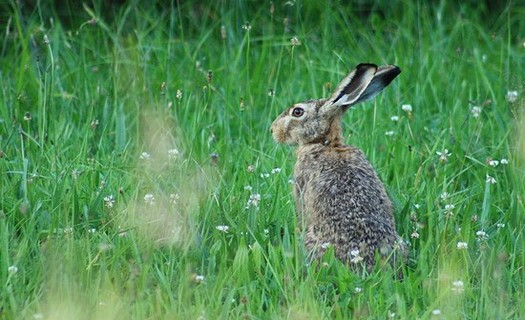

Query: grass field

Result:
[1,1,525,319]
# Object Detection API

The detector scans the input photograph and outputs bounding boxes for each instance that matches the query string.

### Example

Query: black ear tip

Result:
[392,65,402,75]
[380,65,402,86]
[356,63,378,70]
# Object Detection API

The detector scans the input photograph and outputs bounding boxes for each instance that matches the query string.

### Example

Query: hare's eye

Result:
[291,107,305,117]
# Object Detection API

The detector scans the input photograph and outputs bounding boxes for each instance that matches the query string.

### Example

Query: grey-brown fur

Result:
[271,63,406,271]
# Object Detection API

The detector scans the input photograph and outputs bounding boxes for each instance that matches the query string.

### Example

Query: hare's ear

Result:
[320,63,401,116]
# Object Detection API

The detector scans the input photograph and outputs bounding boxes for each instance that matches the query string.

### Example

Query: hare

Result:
[271,63,406,271]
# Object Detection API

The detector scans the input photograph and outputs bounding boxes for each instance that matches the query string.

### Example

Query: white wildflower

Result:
[271,167,282,174]
[497,223,505,228]
[411,231,420,239]
[476,230,488,240]
[140,152,151,160]
[260,173,270,178]
[488,160,499,167]
[470,106,482,118]
[452,280,465,293]
[245,193,261,209]
[194,274,205,283]
[168,148,180,159]
[432,309,442,315]
[288,178,295,184]
[290,36,300,46]
[244,185,253,191]
[401,104,413,112]
[144,193,155,205]
[414,204,421,209]
[390,115,399,122]
[216,225,229,233]
[354,287,362,293]
[263,229,270,235]
[350,249,363,264]
[104,195,115,208]
[436,149,452,163]
[320,242,331,249]
[88,228,97,234]
[500,158,509,165]
[170,193,179,204]
[444,204,455,211]
[242,21,252,31]
[440,192,449,201]
[8,265,18,274]
[486,175,497,184]
[176,89,183,100]
[506,90,518,103]
[384,131,395,136]
[456,241,468,250]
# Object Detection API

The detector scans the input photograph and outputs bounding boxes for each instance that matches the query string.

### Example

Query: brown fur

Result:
[271,63,406,272]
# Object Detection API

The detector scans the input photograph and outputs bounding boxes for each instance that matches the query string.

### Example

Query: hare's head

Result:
[271,63,401,146]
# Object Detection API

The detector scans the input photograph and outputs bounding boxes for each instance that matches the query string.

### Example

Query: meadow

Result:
[1,1,525,319]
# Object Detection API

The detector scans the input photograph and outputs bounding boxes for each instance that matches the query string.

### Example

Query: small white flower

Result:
[216,225,229,233]
[506,90,518,103]
[290,36,300,46]
[8,265,18,274]
[470,106,482,118]
[436,149,452,163]
[452,280,465,293]
[432,309,442,315]
[350,249,364,263]
[104,195,115,208]
[488,160,499,167]
[390,115,399,122]
[440,192,449,201]
[354,287,362,293]
[88,228,97,234]
[242,21,252,31]
[244,185,253,191]
[384,131,395,136]
[476,230,488,240]
[271,167,282,174]
[456,241,468,250]
[497,223,505,228]
[176,89,183,100]
[32,313,44,320]
[486,175,497,184]
[500,158,509,165]
[444,204,455,211]
[288,178,295,184]
[64,227,73,234]
[194,274,205,283]
[170,193,180,204]
[411,231,420,239]
[168,148,180,159]
[320,242,331,249]
[144,193,155,205]
[140,152,151,160]
[263,229,270,235]
[260,173,270,179]
[245,193,261,209]
[414,204,421,209]
[402,104,413,112]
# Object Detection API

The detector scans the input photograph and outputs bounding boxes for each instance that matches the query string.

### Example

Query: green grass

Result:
[1,0,525,318]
